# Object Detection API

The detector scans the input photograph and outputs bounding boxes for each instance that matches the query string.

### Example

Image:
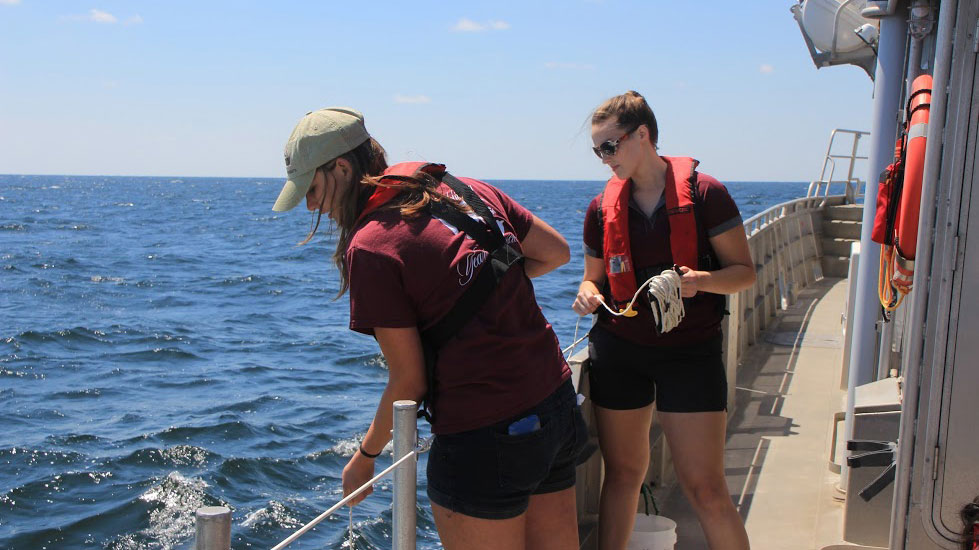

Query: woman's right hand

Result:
[573,283,604,316]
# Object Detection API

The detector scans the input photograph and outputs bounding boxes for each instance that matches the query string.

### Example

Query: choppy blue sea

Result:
[0,174,808,549]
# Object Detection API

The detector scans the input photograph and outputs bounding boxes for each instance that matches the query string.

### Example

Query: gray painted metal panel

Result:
[933,27,979,535]
[899,1,979,547]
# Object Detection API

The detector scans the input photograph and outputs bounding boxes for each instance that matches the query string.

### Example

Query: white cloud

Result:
[0,0,22,6]
[62,9,141,24]
[89,9,117,23]
[545,62,596,70]
[394,94,431,104]
[451,17,510,32]
[760,64,775,74]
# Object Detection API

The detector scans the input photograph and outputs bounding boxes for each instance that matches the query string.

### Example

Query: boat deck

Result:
[658,277,878,550]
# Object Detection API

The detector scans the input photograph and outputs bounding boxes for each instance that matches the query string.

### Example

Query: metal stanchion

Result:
[392,400,418,550]
[195,506,231,550]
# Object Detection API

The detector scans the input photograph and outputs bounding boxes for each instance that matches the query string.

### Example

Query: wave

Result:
[0,368,45,380]
[199,394,281,415]
[115,471,221,550]
[110,347,203,361]
[334,352,388,369]
[111,445,216,469]
[45,433,107,446]
[1,446,87,469]
[49,387,111,399]
[154,421,261,444]
[240,499,303,529]
[5,326,110,347]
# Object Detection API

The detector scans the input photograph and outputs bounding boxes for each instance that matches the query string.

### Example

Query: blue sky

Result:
[0,1,874,181]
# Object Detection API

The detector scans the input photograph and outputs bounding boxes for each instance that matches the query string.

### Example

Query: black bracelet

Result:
[358,443,381,459]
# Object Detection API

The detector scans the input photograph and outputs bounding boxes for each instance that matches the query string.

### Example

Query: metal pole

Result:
[195,506,231,550]
[889,1,956,547]
[841,6,908,490]
[393,400,417,550]
[845,132,862,203]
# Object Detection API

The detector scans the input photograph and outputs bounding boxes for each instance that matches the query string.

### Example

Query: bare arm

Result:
[679,224,756,297]
[572,254,607,315]
[520,215,570,278]
[341,326,427,505]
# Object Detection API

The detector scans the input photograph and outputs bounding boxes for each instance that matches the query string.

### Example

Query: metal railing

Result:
[807,129,870,204]
[724,193,832,373]
[194,400,428,550]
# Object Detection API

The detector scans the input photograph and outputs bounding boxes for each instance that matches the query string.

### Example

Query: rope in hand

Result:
[645,269,685,334]
[596,269,685,334]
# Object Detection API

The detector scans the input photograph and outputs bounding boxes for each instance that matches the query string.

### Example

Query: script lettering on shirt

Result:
[457,250,488,286]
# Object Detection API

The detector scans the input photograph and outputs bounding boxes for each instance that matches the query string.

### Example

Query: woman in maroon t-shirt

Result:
[272,107,586,549]
[572,91,754,550]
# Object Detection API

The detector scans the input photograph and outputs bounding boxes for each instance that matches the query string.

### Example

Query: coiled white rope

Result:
[645,269,685,334]
[597,269,685,334]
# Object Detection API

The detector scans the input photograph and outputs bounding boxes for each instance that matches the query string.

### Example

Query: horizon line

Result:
[0,173,810,184]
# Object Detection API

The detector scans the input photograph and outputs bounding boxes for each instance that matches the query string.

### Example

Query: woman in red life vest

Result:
[273,107,587,550]
[572,91,754,550]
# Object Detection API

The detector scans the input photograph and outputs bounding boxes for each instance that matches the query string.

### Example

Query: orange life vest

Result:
[602,156,700,308]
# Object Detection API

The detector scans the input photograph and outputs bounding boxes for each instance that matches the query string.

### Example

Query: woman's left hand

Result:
[342,452,376,506]
[678,266,704,298]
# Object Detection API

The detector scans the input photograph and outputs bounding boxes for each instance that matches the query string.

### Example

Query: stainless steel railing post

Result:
[392,400,418,550]
[195,506,231,550]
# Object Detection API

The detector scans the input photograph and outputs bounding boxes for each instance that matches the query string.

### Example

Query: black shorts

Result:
[426,379,587,519]
[587,325,727,412]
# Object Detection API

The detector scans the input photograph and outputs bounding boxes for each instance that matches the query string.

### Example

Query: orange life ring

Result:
[891,73,931,293]
[879,74,932,311]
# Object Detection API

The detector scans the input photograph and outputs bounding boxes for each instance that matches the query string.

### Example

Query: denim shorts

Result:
[426,379,587,519]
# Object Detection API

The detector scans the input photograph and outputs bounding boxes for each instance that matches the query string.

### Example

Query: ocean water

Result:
[0,175,808,549]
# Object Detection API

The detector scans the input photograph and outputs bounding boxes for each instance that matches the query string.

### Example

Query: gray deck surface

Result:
[658,278,881,550]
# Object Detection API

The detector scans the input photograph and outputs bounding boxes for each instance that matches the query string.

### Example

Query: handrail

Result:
[811,129,871,203]
[270,435,432,550]
[195,402,431,550]
[726,193,842,369]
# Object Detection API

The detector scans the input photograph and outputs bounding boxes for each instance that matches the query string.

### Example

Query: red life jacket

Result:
[602,156,700,308]
[357,162,446,222]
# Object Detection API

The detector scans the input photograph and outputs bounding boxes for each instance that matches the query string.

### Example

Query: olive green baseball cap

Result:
[272,107,370,212]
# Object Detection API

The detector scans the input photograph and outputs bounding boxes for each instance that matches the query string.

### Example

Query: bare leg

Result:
[594,403,655,550]
[432,501,526,550]
[524,486,579,550]
[658,411,749,550]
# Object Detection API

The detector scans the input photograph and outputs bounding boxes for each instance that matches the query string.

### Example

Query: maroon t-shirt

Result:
[583,171,743,347]
[347,178,570,434]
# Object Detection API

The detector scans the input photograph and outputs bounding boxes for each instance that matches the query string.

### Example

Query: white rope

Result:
[645,269,685,334]
[271,437,433,550]
[597,269,685,334]
[562,315,588,358]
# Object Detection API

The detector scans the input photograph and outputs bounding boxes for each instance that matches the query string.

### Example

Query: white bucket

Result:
[625,514,677,550]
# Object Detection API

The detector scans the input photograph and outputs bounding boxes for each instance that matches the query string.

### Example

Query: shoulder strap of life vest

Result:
[662,156,700,273]
[601,177,636,307]
[366,162,523,423]
[601,157,701,307]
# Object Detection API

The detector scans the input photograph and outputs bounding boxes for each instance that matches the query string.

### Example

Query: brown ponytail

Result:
[300,137,470,298]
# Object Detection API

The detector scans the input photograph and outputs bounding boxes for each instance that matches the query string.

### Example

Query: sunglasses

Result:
[592,127,638,159]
